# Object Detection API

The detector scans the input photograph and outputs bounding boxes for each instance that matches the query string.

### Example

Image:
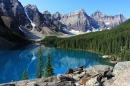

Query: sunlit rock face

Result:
[58,9,99,32]
[91,10,127,30]
[52,9,127,34]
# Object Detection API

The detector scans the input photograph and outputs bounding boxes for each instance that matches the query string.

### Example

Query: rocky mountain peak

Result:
[52,11,61,20]
[78,8,85,13]
[54,11,60,15]
[24,4,38,12]
[91,10,107,18]
[95,10,102,13]
[43,10,51,15]
[91,10,127,29]
[70,8,86,15]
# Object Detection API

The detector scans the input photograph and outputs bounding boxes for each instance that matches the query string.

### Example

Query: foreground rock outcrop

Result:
[103,61,130,86]
[1,61,130,86]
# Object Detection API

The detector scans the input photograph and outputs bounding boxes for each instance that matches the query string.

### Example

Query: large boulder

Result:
[85,76,99,86]
[40,76,57,83]
[57,74,74,81]
[55,81,76,86]
[103,78,115,86]
[113,61,130,77]
[84,65,113,75]
[111,64,130,86]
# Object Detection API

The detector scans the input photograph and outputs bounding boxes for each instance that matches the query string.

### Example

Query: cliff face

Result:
[52,9,127,34]
[91,10,127,30]
[24,4,43,31]
[0,17,29,49]
[0,0,30,35]
[59,9,99,31]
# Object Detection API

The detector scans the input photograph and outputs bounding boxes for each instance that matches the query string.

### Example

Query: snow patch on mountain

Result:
[19,26,24,32]
[105,22,110,25]
[69,30,84,35]
[24,8,35,30]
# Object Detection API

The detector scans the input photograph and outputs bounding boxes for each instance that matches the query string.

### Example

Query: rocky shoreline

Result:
[1,61,130,86]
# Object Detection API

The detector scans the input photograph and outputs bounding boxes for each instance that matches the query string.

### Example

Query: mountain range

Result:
[0,0,127,49]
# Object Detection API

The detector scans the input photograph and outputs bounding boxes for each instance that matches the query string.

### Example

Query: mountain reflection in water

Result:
[0,44,114,83]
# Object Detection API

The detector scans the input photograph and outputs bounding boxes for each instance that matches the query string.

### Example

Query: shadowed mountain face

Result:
[0,16,30,49]
[0,0,30,35]
[0,0,127,47]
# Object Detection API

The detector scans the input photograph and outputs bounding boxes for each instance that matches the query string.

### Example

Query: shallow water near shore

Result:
[0,44,114,84]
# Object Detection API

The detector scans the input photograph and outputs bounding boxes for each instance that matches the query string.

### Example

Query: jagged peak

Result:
[115,14,127,20]
[67,8,87,16]
[76,8,86,13]
[24,4,38,11]
[91,10,107,17]
[94,10,105,15]
[54,11,60,15]
[95,10,102,13]
[79,8,85,12]
[43,10,51,14]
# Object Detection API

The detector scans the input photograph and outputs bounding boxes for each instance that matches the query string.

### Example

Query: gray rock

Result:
[105,71,114,79]
[75,65,83,72]
[52,12,61,21]
[65,68,73,74]
[24,4,43,30]
[73,71,81,74]
[85,76,98,86]
[91,10,127,30]
[103,78,115,86]
[72,72,86,80]
[84,65,113,75]
[60,8,99,32]
[55,81,76,86]
[41,76,57,82]
[57,74,74,81]
[101,77,107,82]
[113,61,130,77]
[111,61,130,86]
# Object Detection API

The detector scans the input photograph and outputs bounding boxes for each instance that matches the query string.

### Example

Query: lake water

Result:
[0,44,114,84]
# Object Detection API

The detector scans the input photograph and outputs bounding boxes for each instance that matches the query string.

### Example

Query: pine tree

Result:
[36,47,43,78]
[22,70,28,80]
[44,54,54,77]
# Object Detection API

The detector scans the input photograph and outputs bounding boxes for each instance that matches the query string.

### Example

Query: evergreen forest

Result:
[56,19,130,61]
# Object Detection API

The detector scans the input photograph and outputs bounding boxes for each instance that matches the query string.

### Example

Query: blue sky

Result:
[19,0,130,18]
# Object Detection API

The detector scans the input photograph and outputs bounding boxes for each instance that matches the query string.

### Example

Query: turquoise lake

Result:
[0,44,114,83]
